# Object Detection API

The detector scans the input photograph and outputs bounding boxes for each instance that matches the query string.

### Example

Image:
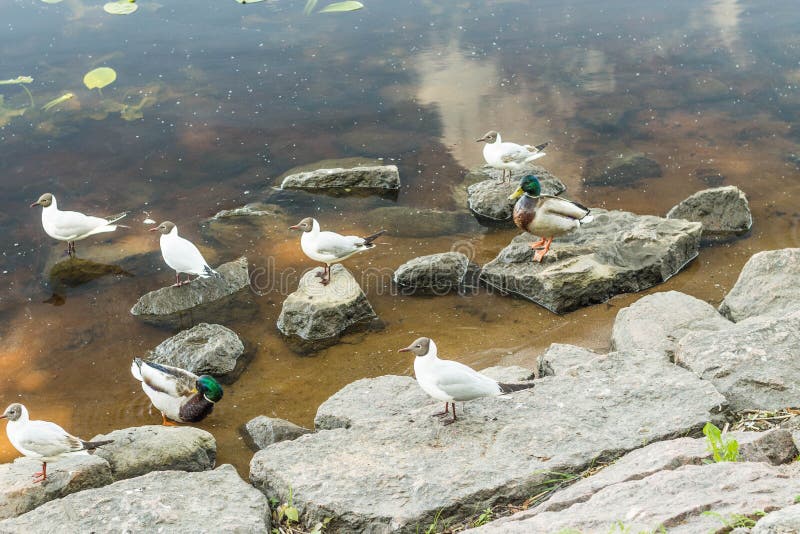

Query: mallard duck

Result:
[131,358,223,425]
[509,175,593,262]
[1,403,113,483]
[30,193,128,256]
[150,221,220,287]
[477,131,549,182]
[289,217,386,285]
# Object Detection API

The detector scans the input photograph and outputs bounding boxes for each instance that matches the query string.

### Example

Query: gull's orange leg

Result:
[533,238,553,262]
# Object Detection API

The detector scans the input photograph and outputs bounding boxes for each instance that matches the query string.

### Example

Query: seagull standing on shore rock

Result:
[30,193,128,256]
[151,221,220,287]
[289,217,386,285]
[1,403,114,483]
[477,131,549,182]
[399,337,535,425]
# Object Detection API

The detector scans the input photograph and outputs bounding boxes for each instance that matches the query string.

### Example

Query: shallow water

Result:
[1,0,799,475]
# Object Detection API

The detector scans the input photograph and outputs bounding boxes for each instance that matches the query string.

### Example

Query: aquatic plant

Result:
[103,1,138,15]
[41,93,75,112]
[83,67,117,94]
[0,95,27,127]
[0,76,35,107]
[304,0,363,15]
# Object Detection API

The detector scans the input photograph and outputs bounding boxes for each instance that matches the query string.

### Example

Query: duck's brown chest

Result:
[179,395,215,423]
[512,195,537,232]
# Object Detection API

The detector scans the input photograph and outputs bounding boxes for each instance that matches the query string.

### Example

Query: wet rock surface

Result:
[719,248,800,322]
[582,151,662,187]
[0,456,111,521]
[250,350,724,533]
[667,185,752,239]
[90,426,216,481]
[148,322,245,378]
[393,252,480,294]
[276,264,378,347]
[130,256,252,328]
[243,416,311,450]
[280,164,400,193]
[465,164,566,225]
[0,465,269,533]
[480,209,702,313]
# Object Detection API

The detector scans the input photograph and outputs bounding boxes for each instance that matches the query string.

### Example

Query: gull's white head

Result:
[30,193,54,209]
[150,221,177,235]
[0,403,26,422]
[476,130,499,144]
[398,337,437,357]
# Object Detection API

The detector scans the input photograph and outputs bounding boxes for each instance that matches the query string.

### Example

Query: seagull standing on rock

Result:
[30,193,128,256]
[289,217,386,286]
[477,130,549,182]
[1,403,114,483]
[151,221,220,287]
[399,337,535,425]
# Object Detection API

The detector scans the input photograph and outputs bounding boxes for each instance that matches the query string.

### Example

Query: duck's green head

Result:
[509,175,541,200]
[197,375,223,403]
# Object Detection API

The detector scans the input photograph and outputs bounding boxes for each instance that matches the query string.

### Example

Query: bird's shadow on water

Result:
[44,257,134,305]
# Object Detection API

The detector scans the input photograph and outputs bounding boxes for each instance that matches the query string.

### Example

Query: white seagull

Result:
[477,131,549,182]
[30,193,128,256]
[150,221,220,287]
[289,217,385,285]
[1,403,113,483]
[399,337,534,425]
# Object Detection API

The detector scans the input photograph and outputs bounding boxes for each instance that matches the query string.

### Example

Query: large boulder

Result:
[250,349,725,532]
[675,309,800,411]
[393,252,479,295]
[719,248,800,322]
[611,291,731,359]
[90,426,216,481]
[130,257,253,328]
[666,186,752,239]
[0,455,111,521]
[276,264,378,349]
[280,165,400,193]
[0,465,270,532]
[465,164,566,225]
[472,462,800,533]
[582,151,662,187]
[147,323,245,378]
[480,209,702,313]
[243,416,312,450]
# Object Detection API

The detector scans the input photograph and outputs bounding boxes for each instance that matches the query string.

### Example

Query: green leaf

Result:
[103,1,138,15]
[285,506,299,523]
[303,0,318,15]
[83,67,117,90]
[318,1,364,13]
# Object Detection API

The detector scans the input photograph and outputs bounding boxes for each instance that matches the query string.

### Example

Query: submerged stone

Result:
[365,206,475,238]
[582,151,662,187]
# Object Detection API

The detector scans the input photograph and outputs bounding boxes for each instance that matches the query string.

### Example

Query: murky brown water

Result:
[1,0,799,475]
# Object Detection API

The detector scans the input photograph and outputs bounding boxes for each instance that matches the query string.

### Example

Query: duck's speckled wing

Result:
[538,195,591,220]
[135,359,197,398]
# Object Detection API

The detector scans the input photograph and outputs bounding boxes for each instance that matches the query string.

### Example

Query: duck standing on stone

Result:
[398,337,534,425]
[30,193,128,256]
[1,403,114,483]
[509,174,593,262]
[476,131,549,182]
[289,217,386,286]
[131,358,223,425]
[150,221,220,287]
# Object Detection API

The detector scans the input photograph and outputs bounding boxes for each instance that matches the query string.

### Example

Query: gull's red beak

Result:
[149,227,159,232]
[289,225,299,230]
[0,414,7,419]
[29,201,39,208]
[398,347,411,353]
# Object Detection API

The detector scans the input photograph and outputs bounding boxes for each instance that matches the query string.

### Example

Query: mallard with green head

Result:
[509,175,593,262]
[131,358,223,425]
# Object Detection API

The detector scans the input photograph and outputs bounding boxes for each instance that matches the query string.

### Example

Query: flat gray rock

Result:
[582,151,662,187]
[719,248,800,322]
[465,165,566,225]
[667,185,752,238]
[473,462,800,534]
[280,165,400,192]
[243,416,311,450]
[753,503,800,533]
[90,426,216,481]
[676,309,800,411]
[538,343,604,377]
[148,323,245,378]
[611,291,731,359]
[0,455,111,521]
[0,465,269,533]
[480,209,702,313]
[276,264,377,345]
[131,257,251,328]
[393,252,479,294]
[251,353,724,532]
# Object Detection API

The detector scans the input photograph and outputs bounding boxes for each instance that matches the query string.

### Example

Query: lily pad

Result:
[235,0,266,3]
[318,1,363,13]
[103,1,138,15]
[41,0,63,4]
[83,67,117,90]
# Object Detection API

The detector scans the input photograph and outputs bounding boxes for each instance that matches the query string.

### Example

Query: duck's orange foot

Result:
[161,414,179,426]
[533,249,548,262]
[528,238,546,250]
